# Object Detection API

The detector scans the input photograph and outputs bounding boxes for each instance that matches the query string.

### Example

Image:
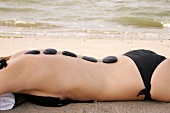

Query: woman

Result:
[0,49,169,110]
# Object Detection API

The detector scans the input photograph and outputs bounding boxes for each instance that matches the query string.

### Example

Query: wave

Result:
[0,0,42,4]
[162,22,170,28]
[0,20,61,29]
[0,7,40,13]
[113,17,170,28]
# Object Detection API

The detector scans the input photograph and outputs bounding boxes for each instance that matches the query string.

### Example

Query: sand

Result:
[0,34,170,113]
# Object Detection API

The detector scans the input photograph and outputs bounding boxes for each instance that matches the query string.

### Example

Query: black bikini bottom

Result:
[124,49,166,100]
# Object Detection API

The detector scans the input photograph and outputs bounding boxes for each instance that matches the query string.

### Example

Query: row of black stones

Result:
[25,49,117,63]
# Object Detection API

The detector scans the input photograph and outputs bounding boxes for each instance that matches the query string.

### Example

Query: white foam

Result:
[163,23,170,28]
[14,20,35,24]
[161,21,170,28]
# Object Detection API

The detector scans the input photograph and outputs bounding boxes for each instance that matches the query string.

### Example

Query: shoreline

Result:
[0,33,170,57]
[1,31,170,39]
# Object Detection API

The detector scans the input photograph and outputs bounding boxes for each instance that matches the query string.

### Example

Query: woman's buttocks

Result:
[150,59,170,102]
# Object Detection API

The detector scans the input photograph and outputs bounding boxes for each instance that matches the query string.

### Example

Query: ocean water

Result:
[0,0,170,37]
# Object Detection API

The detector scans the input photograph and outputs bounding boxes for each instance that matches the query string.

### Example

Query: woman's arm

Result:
[0,69,12,95]
[0,57,27,95]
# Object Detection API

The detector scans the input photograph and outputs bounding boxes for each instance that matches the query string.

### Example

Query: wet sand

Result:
[0,34,170,113]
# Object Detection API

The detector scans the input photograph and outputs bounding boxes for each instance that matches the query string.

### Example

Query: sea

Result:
[0,0,170,38]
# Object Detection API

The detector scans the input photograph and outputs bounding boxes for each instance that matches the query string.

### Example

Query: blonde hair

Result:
[0,56,11,61]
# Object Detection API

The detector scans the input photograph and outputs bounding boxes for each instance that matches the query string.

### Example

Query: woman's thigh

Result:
[150,59,170,102]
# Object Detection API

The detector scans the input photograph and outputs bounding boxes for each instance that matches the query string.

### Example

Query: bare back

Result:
[1,53,145,101]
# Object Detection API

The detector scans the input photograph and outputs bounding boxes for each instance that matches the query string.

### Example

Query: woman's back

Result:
[4,54,145,101]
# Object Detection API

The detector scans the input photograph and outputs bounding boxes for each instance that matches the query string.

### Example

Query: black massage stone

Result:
[43,49,57,55]
[62,51,77,58]
[82,56,97,63]
[25,50,40,55]
[102,56,117,63]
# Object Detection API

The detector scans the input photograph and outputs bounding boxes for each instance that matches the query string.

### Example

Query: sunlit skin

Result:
[0,50,170,102]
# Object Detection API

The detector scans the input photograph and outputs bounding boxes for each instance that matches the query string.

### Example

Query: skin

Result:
[0,49,169,102]
[150,59,170,102]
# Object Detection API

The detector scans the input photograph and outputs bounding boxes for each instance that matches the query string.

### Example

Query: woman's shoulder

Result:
[7,55,37,67]
[10,50,40,59]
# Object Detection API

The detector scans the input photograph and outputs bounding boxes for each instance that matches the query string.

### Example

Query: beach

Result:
[0,33,170,57]
[1,101,170,113]
[1,34,170,113]
[1,0,170,112]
